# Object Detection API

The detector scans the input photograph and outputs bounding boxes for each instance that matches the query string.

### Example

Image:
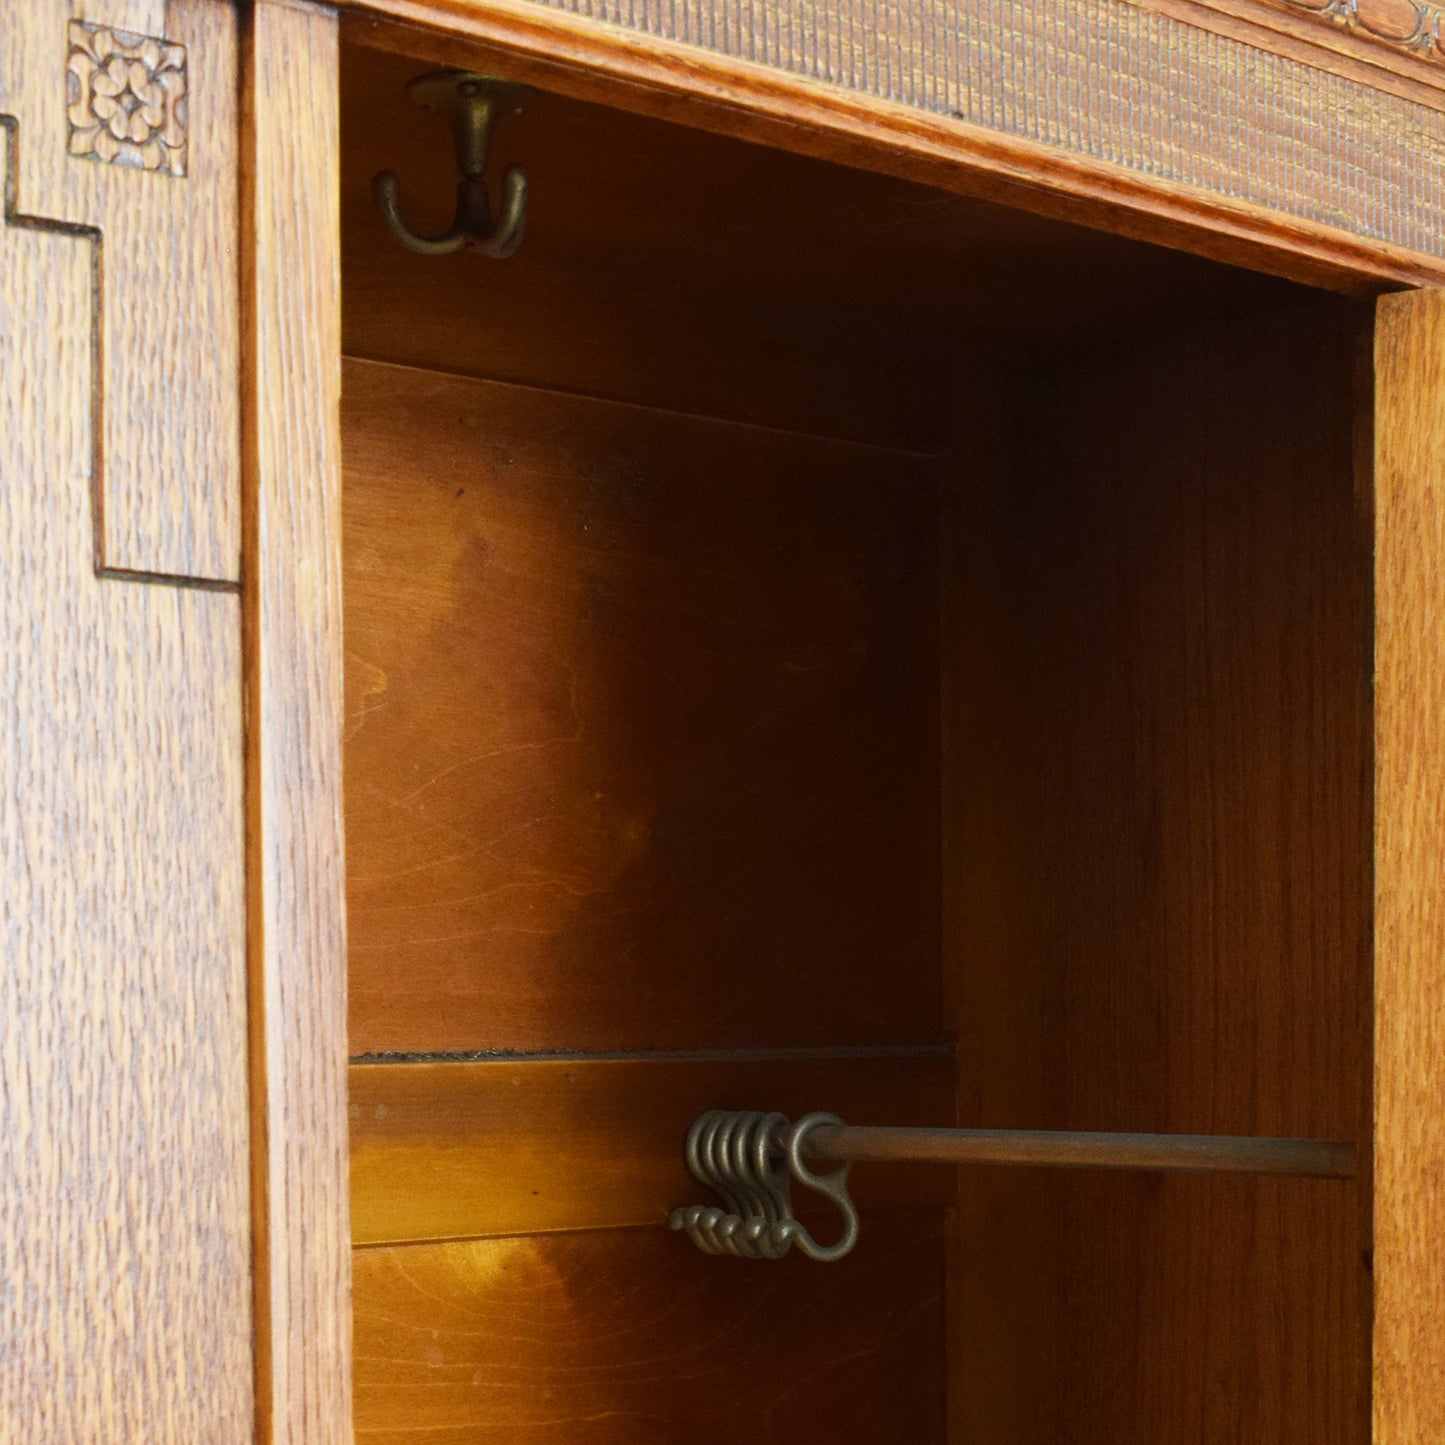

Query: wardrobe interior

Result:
[338,32,1375,1444]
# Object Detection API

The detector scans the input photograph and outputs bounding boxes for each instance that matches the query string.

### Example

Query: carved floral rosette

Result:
[66,21,187,177]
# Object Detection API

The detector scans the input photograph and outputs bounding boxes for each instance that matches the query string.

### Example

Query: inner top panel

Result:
[341,42,1314,453]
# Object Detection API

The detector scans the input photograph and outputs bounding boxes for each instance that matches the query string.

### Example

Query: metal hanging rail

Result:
[804,1122,1356,1178]
[669,1109,1357,1263]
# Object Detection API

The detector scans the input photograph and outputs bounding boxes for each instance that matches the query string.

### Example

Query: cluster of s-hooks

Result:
[668,1110,861,1262]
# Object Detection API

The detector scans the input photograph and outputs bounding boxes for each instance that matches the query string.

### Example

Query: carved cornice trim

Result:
[1283,0,1445,62]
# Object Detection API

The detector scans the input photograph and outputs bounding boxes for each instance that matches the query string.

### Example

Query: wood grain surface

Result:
[0,0,240,582]
[243,4,352,1443]
[79,0,169,34]
[353,1212,946,1443]
[350,1050,954,1243]
[942,298,1375,1442]
[1373,285,1445,1445]
[343,357,943,1054]
[339,0,1445,293]
[0,102,250,1444]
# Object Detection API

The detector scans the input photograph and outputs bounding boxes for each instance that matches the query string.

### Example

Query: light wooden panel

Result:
[0,0,240,582]
[343,357,943,1054]
[0,123,250,1442]
[350,1050,954,1243]
[943,298,1374,1442]
[1373,285,1445,1445]
[243,3,352,1443]
[353,1212,946,1443]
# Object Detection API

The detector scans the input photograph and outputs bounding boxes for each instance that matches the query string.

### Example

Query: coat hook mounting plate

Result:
[373,71,530,258]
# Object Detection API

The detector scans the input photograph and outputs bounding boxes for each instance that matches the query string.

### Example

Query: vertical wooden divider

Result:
[1373,287,1445,1445]
[243,3,352,1442]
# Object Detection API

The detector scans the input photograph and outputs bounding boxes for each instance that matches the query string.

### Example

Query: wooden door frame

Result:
[243,4,350,1444]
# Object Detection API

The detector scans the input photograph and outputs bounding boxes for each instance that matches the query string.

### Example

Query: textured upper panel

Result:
[527,0,1445,259]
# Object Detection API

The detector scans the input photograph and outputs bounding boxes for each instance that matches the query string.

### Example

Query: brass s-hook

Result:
[373,71,529,258]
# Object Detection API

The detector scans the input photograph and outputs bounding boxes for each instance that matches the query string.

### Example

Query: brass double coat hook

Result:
[373,71,529,258]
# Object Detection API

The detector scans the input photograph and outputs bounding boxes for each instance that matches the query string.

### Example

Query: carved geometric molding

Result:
[1283,0,1445,63]
[66,21,188,177]
[0,0,238,584]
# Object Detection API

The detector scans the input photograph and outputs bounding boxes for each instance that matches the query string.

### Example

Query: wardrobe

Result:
[1,0,1443,1440]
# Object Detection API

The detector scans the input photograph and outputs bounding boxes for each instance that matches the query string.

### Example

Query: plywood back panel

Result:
[343,357,943,1054]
